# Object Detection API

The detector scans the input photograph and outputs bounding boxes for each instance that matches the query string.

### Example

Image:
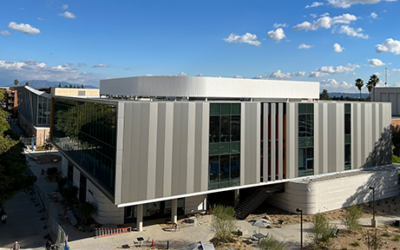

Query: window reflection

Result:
[52,99,117,194]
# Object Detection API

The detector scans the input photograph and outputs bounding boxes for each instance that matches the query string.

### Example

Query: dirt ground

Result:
[34,154,61,164]
[247,193,400,229]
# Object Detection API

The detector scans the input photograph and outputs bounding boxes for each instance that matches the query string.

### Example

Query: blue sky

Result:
[1,0,400,93]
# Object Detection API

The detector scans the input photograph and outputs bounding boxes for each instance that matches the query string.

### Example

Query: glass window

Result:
[231,116,240,141]
[221,104,230,116]
[210,103,220,116]
[220,155,230,182]
[210,116,220,143]
[231,104,240,115]
[220,143,230,154]
[220,116,230,142]
[231,154,240,180]
[209,143,220,156]
[345,114,351,134]
[230,142,240,154]
[209,156,219,182]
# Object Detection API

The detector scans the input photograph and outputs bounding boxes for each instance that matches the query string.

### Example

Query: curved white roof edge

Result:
[100,76,320,99]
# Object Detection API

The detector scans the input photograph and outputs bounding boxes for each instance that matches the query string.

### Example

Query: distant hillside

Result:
[328,92,370,99]
[0,80,98,89]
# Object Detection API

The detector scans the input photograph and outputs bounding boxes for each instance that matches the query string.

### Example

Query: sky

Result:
[1,0,400,93]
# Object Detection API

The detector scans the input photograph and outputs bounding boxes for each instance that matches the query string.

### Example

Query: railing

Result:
[95,227,132,239]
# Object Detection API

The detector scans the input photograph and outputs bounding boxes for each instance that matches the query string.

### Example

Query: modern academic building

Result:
[50,76,396,230]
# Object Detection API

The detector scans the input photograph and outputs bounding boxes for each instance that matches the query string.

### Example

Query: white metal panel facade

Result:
[100,76,319,100]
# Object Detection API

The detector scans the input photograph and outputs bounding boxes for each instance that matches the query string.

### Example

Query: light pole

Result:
[296,208,303,249]
[369,186,376,228]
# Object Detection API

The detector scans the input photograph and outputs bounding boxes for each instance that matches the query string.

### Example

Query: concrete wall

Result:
[86,179,124,225]
[268,168,399,214]
[372,87,400,116]
[184,195,207,215]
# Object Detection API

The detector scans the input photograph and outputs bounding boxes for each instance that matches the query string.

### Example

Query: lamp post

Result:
[369,186,376,228]
[296,208,303,249]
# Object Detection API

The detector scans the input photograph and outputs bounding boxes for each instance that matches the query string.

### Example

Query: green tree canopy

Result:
[320,89,331,100]
[355,78,364,100]
[0,108,36,207]
[58,83,62,87]
[81,84,85,89]
[13,79,19,86]
[25,82,29,86]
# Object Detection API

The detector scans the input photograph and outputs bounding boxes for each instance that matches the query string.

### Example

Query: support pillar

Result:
[171,199,178,224]
[137,204,143,232]
[234,189,240,207]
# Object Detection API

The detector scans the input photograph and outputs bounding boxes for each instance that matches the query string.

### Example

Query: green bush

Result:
[79,202,96,224]
[382,231,391,237]
[210,205,236,243]
[307,213,337,247]
[61,186,78,204]
[46,167,58,176]
[368,230,382,250]
[259,235,287,250]
[341,204,363,232]
[352,241,360,246]
[394,235,400,241]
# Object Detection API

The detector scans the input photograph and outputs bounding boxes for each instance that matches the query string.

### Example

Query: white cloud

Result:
[376,38,400,54]
[333,43,344,52]
[59,11,76,19]
[38,17,43,21]
[93,63,109,68]
[176,72,187,76]
[223,33,261,46]
[310,14,318,18]
[368,58,386,67]
[267,28,286,41]
[393,69,400,72]
[371,12,378,18]
[298,43,313,49]
[0,59,102,86]
[293,13,357,31]
[252,75,267,79]
[328,0,397,9]
[273,23,288,28]
[7,22,40,35]
[62,4,69,10]
[269,70,306,79]
[305,2,324,8]
[320,78,352,89]
[196,73,203,77]
[146,74,153,76]
[321,12,330,17]
[233,75,244,78]
[334,25,369,39]
[0,30,11,36]
[309,63,360,77]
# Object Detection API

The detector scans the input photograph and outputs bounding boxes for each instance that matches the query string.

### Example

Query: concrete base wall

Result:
[185,195,207,215]
[268,168,399,214]
[86,180,124,225]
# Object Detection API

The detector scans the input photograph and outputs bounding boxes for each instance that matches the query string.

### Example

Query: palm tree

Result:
[355,78,364,100]
[366,74,380,100]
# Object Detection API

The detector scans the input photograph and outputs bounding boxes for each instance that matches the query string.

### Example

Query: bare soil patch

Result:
[35,154,61,164]
[247,193,400,228]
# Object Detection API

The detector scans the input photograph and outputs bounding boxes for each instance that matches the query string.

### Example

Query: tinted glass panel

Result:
[52,99,117,194]
[231,154,240,180]
[231,104,240,115]
[231,116,240,141]
[345,114,351,134]
[220,155,230,182]
[220,116,230,142]
[221,104,230,116]
[209,156,219,182]
[220,142,230,154]
[210,103,220,116]
[210,116,220,143]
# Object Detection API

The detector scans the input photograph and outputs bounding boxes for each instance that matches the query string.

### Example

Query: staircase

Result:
[235,184,284,220]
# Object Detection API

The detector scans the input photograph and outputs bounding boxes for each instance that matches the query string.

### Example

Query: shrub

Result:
[368,229,382,250]
[352,241,360,246]
[259,235,287,250]
[382,231,390,237]
[57,177,67,191]
[394,235,400,241]
[210,205,236,243]
[61,186,78,204]
[46,167,58,176]
[341,204,363,232]
[307,213,337,247]
[79,202,96,224]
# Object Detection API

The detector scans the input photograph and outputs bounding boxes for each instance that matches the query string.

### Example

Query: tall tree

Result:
[0,108,36,207]
[366,74,380,100]
[355,78,364,100]
[13,79,19,86]
[69,84,73,88]
[25,82,29,86]
[81,84,85,89]
[58,83,62,87]
[320,89,331,100]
